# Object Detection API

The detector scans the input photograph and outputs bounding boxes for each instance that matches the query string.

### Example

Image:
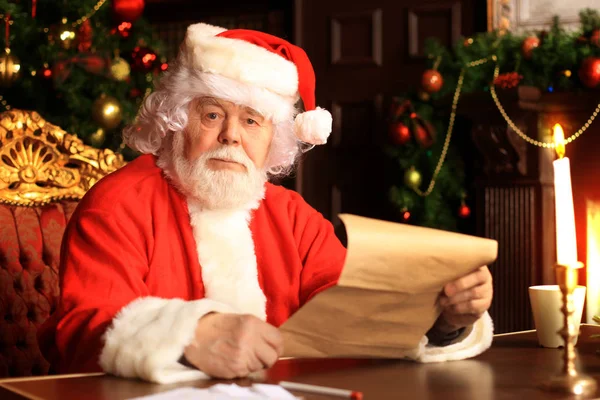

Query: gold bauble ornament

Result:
[89,128,106,147]
[0,49,21,87]
[58,19,77,50]
[110,57,131,81]
[404,166,422,189]
[92,94,123,130]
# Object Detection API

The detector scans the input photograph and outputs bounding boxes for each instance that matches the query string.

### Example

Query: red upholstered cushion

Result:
[0,201,78,377]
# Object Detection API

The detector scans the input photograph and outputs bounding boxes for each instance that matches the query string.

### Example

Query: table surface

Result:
[2,326,600,400]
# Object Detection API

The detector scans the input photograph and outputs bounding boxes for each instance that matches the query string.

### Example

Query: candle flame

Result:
[553,123,566,159]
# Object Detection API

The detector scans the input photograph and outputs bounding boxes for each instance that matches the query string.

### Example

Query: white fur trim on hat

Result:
[186,22,227,38]
[182,23,299,98]
[294,107,332,145]
[167,66,297,123]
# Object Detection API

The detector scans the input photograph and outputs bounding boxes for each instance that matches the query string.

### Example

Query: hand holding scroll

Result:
[436,266,493,333]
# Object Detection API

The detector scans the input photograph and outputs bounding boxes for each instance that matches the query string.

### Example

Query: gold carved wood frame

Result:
[0,109,126,206]
[487,0,596,32]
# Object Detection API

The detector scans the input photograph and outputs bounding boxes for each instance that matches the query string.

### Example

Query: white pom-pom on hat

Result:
[294,107,332,145]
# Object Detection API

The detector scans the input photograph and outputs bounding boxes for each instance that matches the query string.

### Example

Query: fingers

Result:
[184,313,283,379]
[260,324,284,356]
[441,283,489,306]
[254,340,280,369]
[447,298,490,316]
[444,266,491,297]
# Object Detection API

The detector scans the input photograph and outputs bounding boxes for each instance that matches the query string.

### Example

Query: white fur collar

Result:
[187,199,267,320]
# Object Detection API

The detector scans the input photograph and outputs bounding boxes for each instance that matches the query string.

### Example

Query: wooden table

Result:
[2,325,600,400]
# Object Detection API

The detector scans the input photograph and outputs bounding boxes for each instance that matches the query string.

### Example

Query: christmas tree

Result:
[0,0,165,154]
[387,9,600,232]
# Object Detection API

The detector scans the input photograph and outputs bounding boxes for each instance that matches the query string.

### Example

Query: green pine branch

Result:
[0,0,165,155]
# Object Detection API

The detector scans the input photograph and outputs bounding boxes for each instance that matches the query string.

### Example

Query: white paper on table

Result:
[127,384,298,400]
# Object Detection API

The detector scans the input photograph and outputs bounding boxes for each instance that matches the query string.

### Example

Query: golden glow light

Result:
[553,123,565,159]
[60,30,75,41]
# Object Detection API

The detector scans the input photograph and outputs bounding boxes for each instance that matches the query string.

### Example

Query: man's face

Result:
[163,97,274,210]
[184,97,274,170]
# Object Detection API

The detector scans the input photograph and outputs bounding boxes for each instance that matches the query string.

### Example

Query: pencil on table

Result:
[279,381,363,399]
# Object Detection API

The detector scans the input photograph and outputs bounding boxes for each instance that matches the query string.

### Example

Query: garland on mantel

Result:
[386,9,600,231]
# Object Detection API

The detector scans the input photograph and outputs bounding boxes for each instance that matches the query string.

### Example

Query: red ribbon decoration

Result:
[53,54,108,83]
[32,0,37,18]
[4,13,9,47]
[390,98,437,148]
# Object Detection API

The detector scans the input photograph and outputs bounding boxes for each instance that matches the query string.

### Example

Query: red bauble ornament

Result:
[422,69,443,93]
[521,36,540,59]
[401,208,411,222]
[390,122,411,145]
[458,203,471,218]
[591,29,600,47]
[41,67,52,79]
[112,0,145,22]
[579,57,600,88]
[131,46,157,71]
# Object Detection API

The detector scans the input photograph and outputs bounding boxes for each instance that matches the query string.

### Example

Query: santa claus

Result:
[38,23,494,384]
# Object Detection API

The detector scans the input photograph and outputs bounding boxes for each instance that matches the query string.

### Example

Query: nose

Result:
[218,118,241,146]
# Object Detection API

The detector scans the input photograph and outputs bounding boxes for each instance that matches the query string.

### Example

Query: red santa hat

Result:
[178,23,332,145]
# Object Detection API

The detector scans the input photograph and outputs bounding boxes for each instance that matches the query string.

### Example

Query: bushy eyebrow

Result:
[244,107,264,119]
[197,97,222,108]
[195,97,263,119]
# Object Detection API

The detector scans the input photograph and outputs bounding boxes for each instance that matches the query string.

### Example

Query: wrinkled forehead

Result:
[192,96,265,118]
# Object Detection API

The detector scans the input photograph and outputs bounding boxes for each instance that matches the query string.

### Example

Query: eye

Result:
[207,113,219,120]
[246,118,256,125]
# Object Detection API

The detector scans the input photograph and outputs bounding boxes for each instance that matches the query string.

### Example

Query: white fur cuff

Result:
[294,107,332,145]
[413,312,494,363]
[99,297,237,384]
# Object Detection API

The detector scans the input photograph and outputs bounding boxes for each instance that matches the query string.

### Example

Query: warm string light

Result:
[490,61,600,149]
[413,56,494,197]
[71,0,108,27]
[0,95,12,110]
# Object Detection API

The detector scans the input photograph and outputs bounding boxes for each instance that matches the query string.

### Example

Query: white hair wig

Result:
[123,60,304,177]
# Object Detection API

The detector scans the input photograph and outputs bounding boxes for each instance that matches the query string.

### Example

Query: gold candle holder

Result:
[542,262,597,396]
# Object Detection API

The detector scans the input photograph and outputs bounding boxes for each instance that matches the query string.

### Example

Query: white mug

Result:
[528,285,586,348]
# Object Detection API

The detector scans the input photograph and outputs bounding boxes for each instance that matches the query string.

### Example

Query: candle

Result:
[552,123,578,266]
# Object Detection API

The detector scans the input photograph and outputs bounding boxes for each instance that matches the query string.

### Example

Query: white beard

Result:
[158,134,267,211]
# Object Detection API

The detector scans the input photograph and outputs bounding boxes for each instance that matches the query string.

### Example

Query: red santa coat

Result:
[39,154,494,384]
[39,154,347,381]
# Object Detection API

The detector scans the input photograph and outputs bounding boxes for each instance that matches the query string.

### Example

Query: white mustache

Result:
[201,146,253,170]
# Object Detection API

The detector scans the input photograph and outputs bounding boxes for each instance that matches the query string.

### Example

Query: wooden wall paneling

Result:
[407,2,462,58]
[331,9,382,66]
